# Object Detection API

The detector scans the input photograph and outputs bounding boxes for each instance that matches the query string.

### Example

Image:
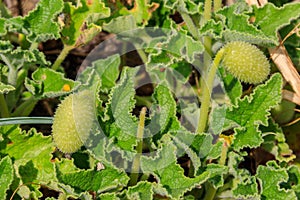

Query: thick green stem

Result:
[0,94,10,118]
[197,48,224,133]
[129,107,147,186]
[52,45,73,71]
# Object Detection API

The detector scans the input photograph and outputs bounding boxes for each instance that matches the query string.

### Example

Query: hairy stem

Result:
[52,45,73,71]
[197,48,224,133]
[129,107,147,186]
[204,138,229,200]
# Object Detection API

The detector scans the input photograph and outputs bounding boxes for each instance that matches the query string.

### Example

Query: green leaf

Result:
[0,18,6,36]
[23,0,64,42]
[57,165,129,193]
[217,1,276,45]
[149,30,205,64]
[286,165,300,198]
[91,54,120,93]
[0,156,13,200]
[147,84,178,137]
[261,120,295,163]
[171,131,202,174]
[103,15,138,34]
[107,67,139,151]
[253,2,300,43]
[0,82,15,94]
[233,176,259,199]
[0,126,56,198]
[99,193,119,200]
[126,181,153,200]
[204,164,228,188]
[223,73,282,150]
[141,136,210,199]
[218,67,242,106]
[199,20,223,38]
[119,0,158,25]
[256,161,297,199]
[25,68,79,98]
[62,0,110,46]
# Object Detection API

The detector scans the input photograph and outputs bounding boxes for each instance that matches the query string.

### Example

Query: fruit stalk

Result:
[197,48,224,133]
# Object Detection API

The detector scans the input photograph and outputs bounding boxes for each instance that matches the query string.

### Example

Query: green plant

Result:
[0,0,300,200]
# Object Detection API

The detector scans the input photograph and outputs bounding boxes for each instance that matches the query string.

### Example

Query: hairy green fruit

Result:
[52,90,94,153]
[221,41,270,84]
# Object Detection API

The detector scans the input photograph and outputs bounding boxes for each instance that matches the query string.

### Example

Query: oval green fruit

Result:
[221,41,270,84]
[52,90,95,153]
[271,100,295,124]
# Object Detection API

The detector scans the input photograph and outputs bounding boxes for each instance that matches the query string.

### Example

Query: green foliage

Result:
[0,156,13,200]
[0,0,300,199]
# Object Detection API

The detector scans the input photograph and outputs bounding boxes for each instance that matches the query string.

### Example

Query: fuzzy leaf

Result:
[233,176,259,199]
[119,0,158,25]
[149,30,205,64]
[218,67,242,106]
[204,164,228,188]
[199,20,223,38]
[0,82,15,94]
[0,18,6,35]
[216,1,275,45]
[221,73,282,150]
[0,126,56,198]
[146,84,178,138]
[256,161,297,199]
[141,136,210,199]
[126,181,153,200]
[261,120,295,163]
[99,193,119,200]
[25,68,79,98]
[57,165,129,193]
[23,0,64,42]
[62,0,110,46]
[103,15,138,34]
[0,156,13,200]
[91,54,120,93]
[253,2,300,43]
[108,67,139,151]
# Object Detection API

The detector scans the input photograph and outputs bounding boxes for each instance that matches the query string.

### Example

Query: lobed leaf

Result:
[62,0,110,46]
[107,67,139,151]
[25,68,79,98]
[217,1,275,45]
[141,136,210,199]
[90,54,120,93]
[0,82,15,94]
[23,0,64,42]
[256,161,297,199]
[0,125,56,198]
[253,2,300,43]
[57,165,129,193]
[0,156,13,200]
[215,73,282,150]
